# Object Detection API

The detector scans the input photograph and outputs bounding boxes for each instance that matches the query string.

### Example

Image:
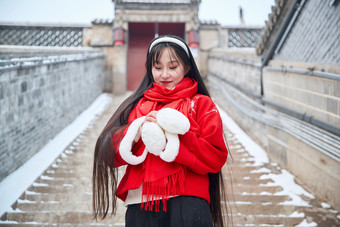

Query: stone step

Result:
[23,192,92,202]
[232,194,291,204]
[36,177,91,185]
[23,192,291,204]
[229,204,298,216]
[0,223,124,227]
[226,165,264,172]
[1,212,125,225]
[15,201,299,216]
[229,178,273,185]
[23,192,290,206]
[26,185,91,194]
[41,169,91,178]
[298,206,340,226]
[231,185,283,194]
[50,161,93,168]
[230,214,305,226]
[28,179,279,194]
[223,172,266,179]
[14,201,92,212]
[53,158,94,166]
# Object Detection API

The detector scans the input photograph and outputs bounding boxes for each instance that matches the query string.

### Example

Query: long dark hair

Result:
[92,35,230,226]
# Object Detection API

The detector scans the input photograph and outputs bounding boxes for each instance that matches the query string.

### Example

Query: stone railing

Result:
[225,26,262,48]
[0,23,88,47]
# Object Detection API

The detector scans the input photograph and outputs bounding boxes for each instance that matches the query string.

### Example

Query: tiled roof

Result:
[91,19,114,25]
[255,0,290,56]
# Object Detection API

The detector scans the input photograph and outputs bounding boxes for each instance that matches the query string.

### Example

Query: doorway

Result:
[127,22,185,91]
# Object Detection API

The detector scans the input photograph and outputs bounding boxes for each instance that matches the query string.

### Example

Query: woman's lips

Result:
[161,81,172,84]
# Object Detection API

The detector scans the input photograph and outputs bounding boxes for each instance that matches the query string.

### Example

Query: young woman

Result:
[93,35,229,227]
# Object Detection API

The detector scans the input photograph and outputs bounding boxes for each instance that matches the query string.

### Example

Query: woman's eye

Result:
[154,67,161,70]
[170,66,177,70]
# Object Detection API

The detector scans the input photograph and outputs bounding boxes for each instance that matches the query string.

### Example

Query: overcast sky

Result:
[0,0,274,26]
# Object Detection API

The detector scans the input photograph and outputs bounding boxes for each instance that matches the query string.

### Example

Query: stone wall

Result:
[263,60,340,132]
[199,23,220,78]
[0,47,104,181]
[207,47,340,210]
[208,48,262,97]
[83,22,114,93]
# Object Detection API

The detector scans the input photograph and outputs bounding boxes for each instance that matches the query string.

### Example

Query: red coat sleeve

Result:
[174,96,228,175]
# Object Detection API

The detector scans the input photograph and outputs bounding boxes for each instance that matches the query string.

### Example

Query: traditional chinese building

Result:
[111,0,200,91]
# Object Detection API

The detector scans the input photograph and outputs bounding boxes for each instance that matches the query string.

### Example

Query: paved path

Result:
[0,93,339,226]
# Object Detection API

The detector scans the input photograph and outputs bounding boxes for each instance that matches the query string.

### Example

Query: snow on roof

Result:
[0,47,103,70]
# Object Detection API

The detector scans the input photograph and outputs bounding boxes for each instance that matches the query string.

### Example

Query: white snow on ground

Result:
[260,170,314,206]
[0,93,112,216]
[217,106,315,207]
[295,219,317,226]
[289,211,305,218]
[321,202,331,209]
[217,106,269,165]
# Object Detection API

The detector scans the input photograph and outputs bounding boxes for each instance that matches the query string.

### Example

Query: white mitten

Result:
[119,116,148,165]
[157,108,191,162]
[160,131,179,162]
[141,122,166,156]
[157,108,190,135]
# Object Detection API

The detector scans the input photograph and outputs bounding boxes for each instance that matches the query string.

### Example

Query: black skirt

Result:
[125,196,213,227]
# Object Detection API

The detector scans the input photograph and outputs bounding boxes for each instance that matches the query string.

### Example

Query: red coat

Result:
[113,93,228,205]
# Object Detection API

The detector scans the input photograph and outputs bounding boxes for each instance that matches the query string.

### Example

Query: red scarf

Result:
[133,77,198,211]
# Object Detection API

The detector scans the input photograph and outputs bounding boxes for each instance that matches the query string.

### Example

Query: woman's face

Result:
[152,47,189,90]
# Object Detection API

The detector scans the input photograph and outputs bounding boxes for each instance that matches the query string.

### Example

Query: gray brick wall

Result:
[263,67,340,129]
[0,50,104,181]
[208,48,262,97]
[274,1,340,65]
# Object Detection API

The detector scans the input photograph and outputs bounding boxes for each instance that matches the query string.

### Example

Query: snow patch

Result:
[40,175,54,180]
[235,201,252,205]
[260,169,314,207]
[261,202,272,205]
[217,105,269,165]
[289,211,305,218]
[321,202,331,209]
[32,182,48,187]
[295,219,317,227]
[250,167,271,173]
[217,107,315,208]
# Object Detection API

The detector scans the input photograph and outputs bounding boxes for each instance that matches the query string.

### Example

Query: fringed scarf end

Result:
[141,168,186,212]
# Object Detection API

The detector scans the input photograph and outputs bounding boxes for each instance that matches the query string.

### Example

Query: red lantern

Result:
[114,27,125,46]
[188,29,199,48]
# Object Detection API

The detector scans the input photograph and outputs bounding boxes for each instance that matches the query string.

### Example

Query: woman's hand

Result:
[145,111,158,123]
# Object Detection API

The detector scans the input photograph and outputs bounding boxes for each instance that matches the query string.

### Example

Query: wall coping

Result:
[209,75,340,162]
[0,46,104,71]
[0,22,91,28]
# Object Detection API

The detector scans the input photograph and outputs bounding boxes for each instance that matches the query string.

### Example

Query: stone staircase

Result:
[223,129,340,226]
[1,94,339,226]
[0,95,127,227]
